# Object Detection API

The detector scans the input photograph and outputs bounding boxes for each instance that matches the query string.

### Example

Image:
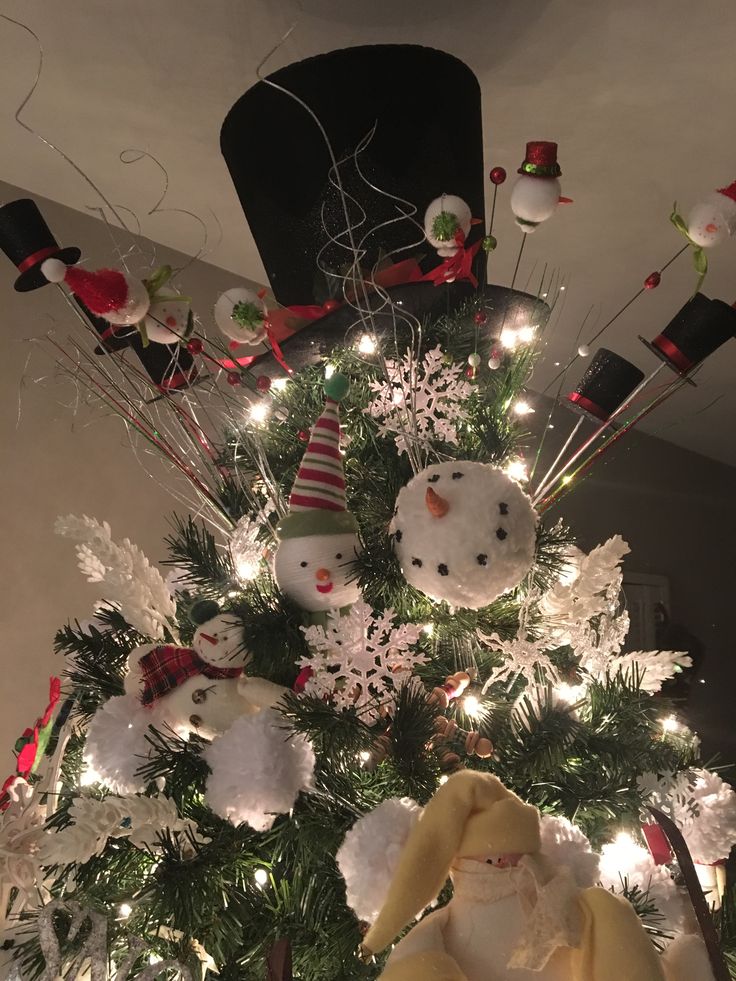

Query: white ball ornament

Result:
[144,290,191,344]
[214,287,268,346]
[424,195,472,256]
[83,695,161,794]
[510,175,561,233]
[391,460,537,609]
[577,344,590,358]
[204,709,315,830]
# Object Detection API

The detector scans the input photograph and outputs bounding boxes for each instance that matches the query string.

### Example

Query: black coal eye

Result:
[192,689,208,704]
[477,554,488,566]
[300,561,308,568]
[438,563,449,576]
[452,472,464,480]
[335,553,342,559]
[411,557,423,567]
[427,474,440,483]
[394,529,403,542]
[499,502,509,515]
[496,528,507,541]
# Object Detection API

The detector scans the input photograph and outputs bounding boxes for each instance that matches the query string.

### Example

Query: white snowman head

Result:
[144,290,192,345]
[274,526,361,612]
[189,601,250,668]
[687,188,736,248]
[424,195,472,257]
[391,460,537,610]
[214,287,268,346]
[510,175,561,232]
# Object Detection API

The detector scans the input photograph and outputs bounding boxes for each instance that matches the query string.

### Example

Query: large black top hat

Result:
[565,348,645,422]
[221,45,549,372]
[642,292,736,374]
[0,199,81,292]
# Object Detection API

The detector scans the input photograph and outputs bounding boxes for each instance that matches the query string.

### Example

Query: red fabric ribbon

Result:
[566,391,608,421]
[421,232,482,289]
[651,334,694,372]
[18,245,60,273]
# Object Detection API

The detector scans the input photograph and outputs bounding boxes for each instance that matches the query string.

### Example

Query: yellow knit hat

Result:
[362,770,541,955]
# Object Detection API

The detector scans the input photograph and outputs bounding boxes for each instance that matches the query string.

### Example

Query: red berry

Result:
[298,429,310,442]
[489,166,507,185]
[644,271,661,290]
[473,310,488,326]
[227,371,241,386]
[322,299,340,313]
[465,365,476,379]
[186,337,203,355]
[256,374,272,392]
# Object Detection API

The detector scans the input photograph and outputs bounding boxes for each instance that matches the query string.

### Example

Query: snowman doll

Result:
[391,460,537,610]
[143,289,193,345]
[274,373,362,618]
[687,181,736,247]
[360,770,668,981]
[424,195,473,257]
[510,141,567,233]
[214,287,269,347]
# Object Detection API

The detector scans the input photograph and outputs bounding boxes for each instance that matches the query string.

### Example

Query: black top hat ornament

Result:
[565,348,645,423]
[220,45,550,375]
[0,198,81,292]
[641,292,736,374]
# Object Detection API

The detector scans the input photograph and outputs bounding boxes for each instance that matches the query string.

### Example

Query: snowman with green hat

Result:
[274,373,361,615]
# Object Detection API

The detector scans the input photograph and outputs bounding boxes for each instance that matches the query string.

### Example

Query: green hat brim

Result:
[276,509,359,540]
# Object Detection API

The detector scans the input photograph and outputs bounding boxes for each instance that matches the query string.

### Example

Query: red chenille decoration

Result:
[642,821,673,865]
[64,266,129,315]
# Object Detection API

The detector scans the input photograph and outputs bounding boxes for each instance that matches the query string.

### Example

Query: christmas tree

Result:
[2,43,736,981]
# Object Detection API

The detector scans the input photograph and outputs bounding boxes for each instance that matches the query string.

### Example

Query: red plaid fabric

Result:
[139,645,242,706]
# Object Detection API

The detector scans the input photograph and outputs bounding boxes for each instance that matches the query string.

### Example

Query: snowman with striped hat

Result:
[274,373,362,614]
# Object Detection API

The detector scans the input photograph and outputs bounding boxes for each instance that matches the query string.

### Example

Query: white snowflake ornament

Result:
[366,346,471,458]
[391,461,537,609]
[300,601,424,722]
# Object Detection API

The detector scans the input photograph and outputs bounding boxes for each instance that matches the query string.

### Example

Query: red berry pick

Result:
[186,337,203,355]
[298,429,310,442]
[256,375,272,392]
[644,271,661,290]
[473,310,488,326]
[227,371,241,386]
[489,166,507,185]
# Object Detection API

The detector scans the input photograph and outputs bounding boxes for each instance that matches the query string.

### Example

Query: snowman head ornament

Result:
[391,460,537,609]
[274,374,361,613]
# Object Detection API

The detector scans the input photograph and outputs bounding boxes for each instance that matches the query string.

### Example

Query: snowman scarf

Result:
[139,645,242,706]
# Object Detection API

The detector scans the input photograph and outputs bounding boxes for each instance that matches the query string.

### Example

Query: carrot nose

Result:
[706,222,719,233]
[425,487,450,517]
[199,633,218,645]
[315,567,331,582]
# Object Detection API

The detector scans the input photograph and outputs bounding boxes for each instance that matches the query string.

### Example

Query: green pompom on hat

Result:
[277,373,358,541]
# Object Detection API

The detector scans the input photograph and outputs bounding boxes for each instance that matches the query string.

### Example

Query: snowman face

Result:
[160,675,252,740]
[274,533,361,612]
[145,293,191,345]
[391,461,537,610]
[193,614,249,668]
[510,175,561,226]
[687,202,729,248]
[214,288,268,346]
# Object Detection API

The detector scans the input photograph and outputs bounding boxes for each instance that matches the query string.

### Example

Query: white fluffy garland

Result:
[204,710,315,831]
[55,515,177,639]
[336,797,422,923]
[83,695,162,794]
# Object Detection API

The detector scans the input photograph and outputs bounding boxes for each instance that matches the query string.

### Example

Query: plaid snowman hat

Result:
[276,373,359,541]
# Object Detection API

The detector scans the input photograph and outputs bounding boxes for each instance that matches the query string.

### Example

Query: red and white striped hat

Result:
[277,373,359,540]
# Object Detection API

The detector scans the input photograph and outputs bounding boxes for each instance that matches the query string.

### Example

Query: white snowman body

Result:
[214,287,268,346]
[274,532,361,612]
[510,176,561,232]
[424,195,472,256]
[391,461,537,609]
[687,193,736,248]
[145,290,191,344]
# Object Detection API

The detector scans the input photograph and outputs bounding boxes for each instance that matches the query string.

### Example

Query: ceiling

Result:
[1,0,735,464]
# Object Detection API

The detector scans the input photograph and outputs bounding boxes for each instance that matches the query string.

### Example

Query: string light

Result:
[324,364,335,379]
[249,403,269,425]
[503,458,528,483]
[254,868,269,887]
[513,400,534,417]
[148,954,163,966]
[271,377,290,391]
[422,623,434,636]
[561,475,573,485]
[118,903,132,919]
[358,334,377,354]
[517,325,536,343]
[500,328,518,350]
[80,763,101,787]
[463,695,481,717]
[438,775,449,785]
[554,682,586,704]
[358,750,372,763]
[660,715,680,734]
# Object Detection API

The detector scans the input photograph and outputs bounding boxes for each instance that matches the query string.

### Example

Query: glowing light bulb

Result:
[119,903,133,919]
[80,763,101,787]
[513,400,534,416]
[358,334,377,354]
[517,325,536,343]
[560,285,566,291]
[149,954,163,966]
[439,775,449,785]
[359,750,372,763]
[554,682,586,704]
[249,403,269,425]
[463,695,481,717]
[422,623,434,636]
[660,715,680,734]
[254,868,269,887]
[561,475,573,485]
[324,364,335,379]
[271,377,289,391]
[503,458,528,483]
[391,386,404,405]
[500,327,518,350]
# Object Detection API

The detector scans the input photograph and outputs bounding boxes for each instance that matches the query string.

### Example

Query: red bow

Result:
[421,229,482,289]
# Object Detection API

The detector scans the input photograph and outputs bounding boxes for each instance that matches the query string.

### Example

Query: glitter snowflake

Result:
[365,345,472,456]
[480,630,558,688]
[300,601,425,722]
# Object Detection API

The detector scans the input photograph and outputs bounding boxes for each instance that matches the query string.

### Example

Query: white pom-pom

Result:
[337,797,422,923]
[661,934,716,981]
[41,257,68,283]
[510,175,561,232]
[84,695,160,794]
[539,814,599,888]
[204,710,315,830]
[577,344,590,358]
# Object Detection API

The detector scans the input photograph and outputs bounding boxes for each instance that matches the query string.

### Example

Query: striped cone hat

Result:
[277,373,359,540]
